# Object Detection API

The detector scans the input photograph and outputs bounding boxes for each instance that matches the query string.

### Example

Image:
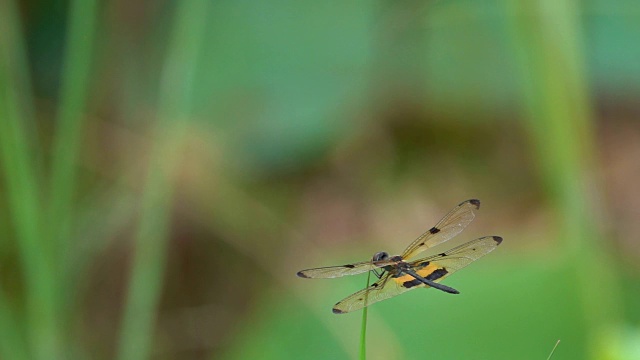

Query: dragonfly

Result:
[297,199,503,314]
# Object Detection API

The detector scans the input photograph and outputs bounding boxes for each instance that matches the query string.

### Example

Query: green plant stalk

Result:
[359,271,372,360]
[116,0,209,359]
[0,82,29,360]
[0,288,28,360]
[49,0,98,281]
[0,2,60,359]
[0,0,40,148]
[546,340,561,360]
[49,3,100,352]
[504,0,621,357]
[0,49,54,360]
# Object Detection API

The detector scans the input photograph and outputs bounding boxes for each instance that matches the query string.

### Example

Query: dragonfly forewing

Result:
[401,199,480,260]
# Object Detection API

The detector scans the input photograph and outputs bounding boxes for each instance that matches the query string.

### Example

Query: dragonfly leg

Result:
[372,268,386,279]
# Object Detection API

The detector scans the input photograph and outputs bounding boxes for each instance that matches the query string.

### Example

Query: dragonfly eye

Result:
[372,251,389,261]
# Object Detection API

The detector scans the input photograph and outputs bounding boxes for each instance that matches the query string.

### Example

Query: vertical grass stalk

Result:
[0,289,28,360]
[49,0,99,285]
[116,1,209,359]
[359,271,372,360]
[546,340,561,360]
[504,0,622,357]
[48,4,100,353]
[0,1,59,358]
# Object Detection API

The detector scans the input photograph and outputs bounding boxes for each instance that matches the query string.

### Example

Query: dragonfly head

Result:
[372,251,389,262]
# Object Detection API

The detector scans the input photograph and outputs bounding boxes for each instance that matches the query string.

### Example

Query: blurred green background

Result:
[1,0,640,359]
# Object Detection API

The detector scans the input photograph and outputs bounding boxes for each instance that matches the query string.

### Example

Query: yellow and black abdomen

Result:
[392,262,449,289]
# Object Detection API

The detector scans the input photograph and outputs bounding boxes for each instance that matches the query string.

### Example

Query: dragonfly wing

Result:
[297,259,394,279]
[332,274,411,314]
[401,199,480,260]
[408,236,503,283]
[332,236,502,313]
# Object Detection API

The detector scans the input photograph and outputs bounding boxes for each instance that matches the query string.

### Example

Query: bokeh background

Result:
[1,0,640,359]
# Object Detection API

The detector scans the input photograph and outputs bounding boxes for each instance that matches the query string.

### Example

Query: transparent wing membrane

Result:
[296,259,396,279]
[401,199,480,260]
[296,199,504,314]
[333,236,502,314]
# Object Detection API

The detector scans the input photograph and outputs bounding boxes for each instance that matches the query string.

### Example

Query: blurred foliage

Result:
[1,0,640,359]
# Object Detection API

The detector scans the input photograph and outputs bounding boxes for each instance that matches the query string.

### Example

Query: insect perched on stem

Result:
[297,199,503,314]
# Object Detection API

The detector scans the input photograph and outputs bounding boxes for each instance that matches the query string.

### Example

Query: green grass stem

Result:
[116,1,209,359]
[546,340,561,360]
[359,271,372,360]
[0,1,60,358]
[49,0,99,281]
[505,1,622,357]
[0,288,28,360]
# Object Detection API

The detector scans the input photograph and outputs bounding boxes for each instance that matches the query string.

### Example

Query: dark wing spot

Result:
[469,199,480,209]
[332,308,345,314]
[438,252,447,257]
[426,268,448,281]
[419,261,430,267]
[372,283,379,287]
[402,279,423,288]
[296,271,309,278]
[429,227,441,234]
[493,236,503,245]
[419,242,425,246]
[343,264,355,269]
